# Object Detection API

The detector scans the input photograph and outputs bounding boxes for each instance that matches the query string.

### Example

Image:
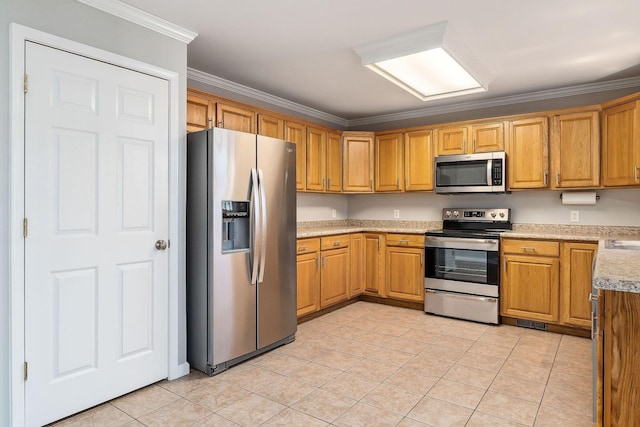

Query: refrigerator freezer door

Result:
[211,128,258,365]
[256,136,297,349]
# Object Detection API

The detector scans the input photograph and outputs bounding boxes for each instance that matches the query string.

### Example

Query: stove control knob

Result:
[445,210,451,218]
[491,212,497,218]
[453,211,459,217]
[499,212,505,218]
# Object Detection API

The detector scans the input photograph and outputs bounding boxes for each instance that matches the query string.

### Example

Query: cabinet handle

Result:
[378,236,381,249]
[208,117,213,129]
[322,177,326,190]
[397,177,400,189]
[521,246,537,252]
[328,178,331,189]
[322,256,326,268]
[370,179,373,190]
[635,165,639,182]
[218,120,223,127]
[503,258,506,272]
[556,172,560,185]
[543,172,548,186]
[333,241,341,246]
[472,139,476,152]
[405,177,408,189]
[399,239,409,244]
[420,252,424,265]
[298,245,307,251]
[316,256,320,270]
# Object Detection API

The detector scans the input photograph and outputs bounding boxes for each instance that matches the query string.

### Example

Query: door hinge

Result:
[24,74,28,93]
[24,361,28,381]
[23,218,28,237]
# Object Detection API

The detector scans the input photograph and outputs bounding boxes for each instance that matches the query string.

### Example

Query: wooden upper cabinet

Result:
[258,114,284,139]
[405,130,434,191]
[343,132,374,192]
[550,110,600,189]
[436,122,504,155]
[472,122,505,153]
[436,126,468,155]
[285,121,307,191]
[375,133,403,192]
[507,117,549,189]
[187,94,213,133]
[306,126,327,191]
[326,132,343,192]
[216,103,256,133]
[602,100,640,187]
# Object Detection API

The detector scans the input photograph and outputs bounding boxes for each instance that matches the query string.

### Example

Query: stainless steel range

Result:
[424,208,512,324]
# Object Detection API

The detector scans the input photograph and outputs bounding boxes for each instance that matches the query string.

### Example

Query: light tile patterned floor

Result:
[51,302,595,426]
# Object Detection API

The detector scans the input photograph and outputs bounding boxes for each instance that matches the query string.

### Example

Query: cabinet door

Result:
[386,246,424,302]
[501,254,559,322]
[375,133,403,192]
[350,234,364,297]
[216,103,256,133]
[436,126,467,155]
[404,130,433,191]
[472,122,504,153]
[258,114,284,139]
[364,234,384,296]
[297,252,320,317]
[507,117,549,189]
[551,111,600,188]
[560,242,597,328]
[320,247,349,308]
[285,121,307,191]
[187,94,213,133]
[602,101,640,187]
[326,131,343,192]
[306,126,327,191]
[343,133,374,192]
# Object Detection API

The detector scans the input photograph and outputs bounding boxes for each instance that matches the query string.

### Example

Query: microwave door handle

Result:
[487,160,492,186]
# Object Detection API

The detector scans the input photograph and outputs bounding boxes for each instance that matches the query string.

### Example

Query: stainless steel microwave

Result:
[434,152,506,194]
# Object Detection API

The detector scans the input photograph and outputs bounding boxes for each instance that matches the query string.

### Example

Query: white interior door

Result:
[24,41,169,427]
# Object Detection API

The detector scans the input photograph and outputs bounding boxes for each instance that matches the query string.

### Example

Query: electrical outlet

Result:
[393,209,400,219]
[570,210,580,223]
[331,209,336,219]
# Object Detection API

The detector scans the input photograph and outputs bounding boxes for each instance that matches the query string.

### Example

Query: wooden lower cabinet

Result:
[598,290,640,426]
[386,246,424,302]
[349,234,364,297]
[561,242,597,328]
[320,246,349,308]
[296,251,320,317]
[502,238,596,330]
[364,233,385,296]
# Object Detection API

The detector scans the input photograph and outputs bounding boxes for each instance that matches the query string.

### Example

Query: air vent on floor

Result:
[515,319,548,331]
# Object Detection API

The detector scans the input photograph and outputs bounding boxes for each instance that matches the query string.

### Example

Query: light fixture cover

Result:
[354,21,492,101]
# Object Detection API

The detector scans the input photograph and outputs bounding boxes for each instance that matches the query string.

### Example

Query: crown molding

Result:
[187,68,349,127]
[348,76,640,127]
[189,65,640,129]
[76,0,197,44]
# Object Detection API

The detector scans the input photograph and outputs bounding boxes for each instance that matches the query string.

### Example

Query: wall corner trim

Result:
[76,0,198,43]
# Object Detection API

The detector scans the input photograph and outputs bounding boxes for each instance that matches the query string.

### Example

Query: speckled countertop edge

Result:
[297,221,640,293]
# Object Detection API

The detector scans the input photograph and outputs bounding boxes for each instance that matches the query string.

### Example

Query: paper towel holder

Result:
[559,192,600,203]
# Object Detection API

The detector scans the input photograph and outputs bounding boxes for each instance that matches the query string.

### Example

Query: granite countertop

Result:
[297,220,640,293]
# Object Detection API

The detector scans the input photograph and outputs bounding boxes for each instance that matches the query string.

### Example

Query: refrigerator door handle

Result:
[257,168,268,283]
[250,168,260,285]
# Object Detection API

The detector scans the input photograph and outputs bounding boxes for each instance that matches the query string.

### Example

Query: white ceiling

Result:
[122,0,640,124]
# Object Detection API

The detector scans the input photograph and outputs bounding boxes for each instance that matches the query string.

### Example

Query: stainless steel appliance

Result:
[186,128,297,375]
[424,208,512,324]
[434,151,506,194]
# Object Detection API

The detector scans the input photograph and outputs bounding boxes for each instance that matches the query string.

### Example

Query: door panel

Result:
[24,42,169,426]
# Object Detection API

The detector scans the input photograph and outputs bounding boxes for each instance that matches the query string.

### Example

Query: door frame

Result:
[9,23,188,426]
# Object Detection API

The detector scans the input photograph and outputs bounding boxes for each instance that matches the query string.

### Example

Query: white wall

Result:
[0,1,187,424]
[299,188,640,226]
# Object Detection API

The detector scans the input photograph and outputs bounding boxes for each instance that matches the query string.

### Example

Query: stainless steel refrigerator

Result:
[186,127,297,375]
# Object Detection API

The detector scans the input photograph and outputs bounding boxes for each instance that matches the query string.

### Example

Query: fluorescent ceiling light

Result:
[354,21,492,101]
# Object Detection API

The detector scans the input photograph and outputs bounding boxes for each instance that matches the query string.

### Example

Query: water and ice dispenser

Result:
[221,200,250,252]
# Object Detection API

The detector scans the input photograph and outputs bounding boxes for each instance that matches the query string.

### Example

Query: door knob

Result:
[155,240,168,251]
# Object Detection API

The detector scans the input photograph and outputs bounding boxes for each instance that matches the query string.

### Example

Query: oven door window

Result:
[426,247,498,285]
[436,160,489,187]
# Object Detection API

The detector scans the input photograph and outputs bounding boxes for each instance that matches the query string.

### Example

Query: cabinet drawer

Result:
[321,234,350,250]
[502,239,560,256]
[386,233,424,248]
[297,238,320,254]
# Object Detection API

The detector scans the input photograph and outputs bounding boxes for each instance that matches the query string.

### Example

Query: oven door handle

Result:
[425,236,498,244]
